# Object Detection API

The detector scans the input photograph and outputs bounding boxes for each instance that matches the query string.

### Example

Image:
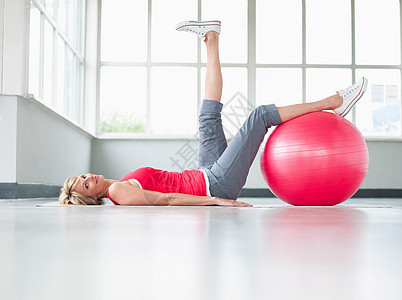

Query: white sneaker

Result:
[335,77,368,117]
[175,20,221,40]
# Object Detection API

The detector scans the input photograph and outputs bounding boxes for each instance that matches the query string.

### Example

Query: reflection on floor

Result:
[0,197,401,300]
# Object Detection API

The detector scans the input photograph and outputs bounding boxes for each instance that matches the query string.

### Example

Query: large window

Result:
[256,0,401,137]
[100,0,402,138]
[29,0,85,125]
[99,0,248,136]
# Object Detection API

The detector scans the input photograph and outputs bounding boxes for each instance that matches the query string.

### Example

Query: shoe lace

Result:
[343,85,360,97]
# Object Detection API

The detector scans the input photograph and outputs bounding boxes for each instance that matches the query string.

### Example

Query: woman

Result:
[59,20,368,206]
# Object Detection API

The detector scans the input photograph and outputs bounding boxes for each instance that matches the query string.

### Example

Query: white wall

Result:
[90,139,197,180]
[0,0,4,91]
[364,141,402,189]
[91,138,402,190]
[0,96,17,182]
[0,0,29,95]
[16,96,94,185]
[0,95,93,186]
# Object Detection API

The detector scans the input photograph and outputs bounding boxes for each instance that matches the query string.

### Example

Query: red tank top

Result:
[107,167,207,205]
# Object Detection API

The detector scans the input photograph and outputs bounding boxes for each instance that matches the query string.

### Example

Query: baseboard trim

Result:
[239,188,402,198]
[0,183,61,199]
[1,184,401,199]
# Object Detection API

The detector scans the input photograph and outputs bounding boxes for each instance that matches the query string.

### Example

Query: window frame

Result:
[97,0,402,140]
[29,0,86,126]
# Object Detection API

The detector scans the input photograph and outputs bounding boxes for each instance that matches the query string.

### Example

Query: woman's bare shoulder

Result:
[110,180,141,190]
[108,181,139,203]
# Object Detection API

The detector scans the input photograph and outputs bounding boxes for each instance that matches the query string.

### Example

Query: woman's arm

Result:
[167,192,252,207]
[108,182,252,207]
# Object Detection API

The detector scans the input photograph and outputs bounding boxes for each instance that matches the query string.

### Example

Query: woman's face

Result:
[74,173,106,200]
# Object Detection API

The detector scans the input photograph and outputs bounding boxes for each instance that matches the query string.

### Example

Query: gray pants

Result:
[198,99,282,200]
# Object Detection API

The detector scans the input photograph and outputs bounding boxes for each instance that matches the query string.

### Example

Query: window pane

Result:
[356,0,400,65]
[256,0,302,64]
[256,68,302,107]
[355,69,401,136]
[29,6,41,97]
[306,68,351,104]
[45,0,56,19]
[29,1,84,125]
[67,0,77,46]
[43,20,54,105]
[101,0,147,62]
[152,0,197,62]
[65,50,75,119]
[306,0,351,64]
[202,0,247,63]
[75,59,84,124]
[58,0,67,33]
[65,0,84,54]
[56,38,65,112]
[151,67,197,135]
[75,0,84,55]
[100,67,147,133]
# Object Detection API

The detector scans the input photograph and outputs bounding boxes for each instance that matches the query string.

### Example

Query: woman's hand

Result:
[212,197,253,207]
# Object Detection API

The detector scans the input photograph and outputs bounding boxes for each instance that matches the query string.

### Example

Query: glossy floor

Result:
[0,198,401,300]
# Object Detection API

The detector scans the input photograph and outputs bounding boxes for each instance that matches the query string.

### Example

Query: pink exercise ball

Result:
[261,111,369,206]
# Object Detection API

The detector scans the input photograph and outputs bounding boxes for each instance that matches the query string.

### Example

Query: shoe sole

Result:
[175,20,221,31]
[340,77,368,117]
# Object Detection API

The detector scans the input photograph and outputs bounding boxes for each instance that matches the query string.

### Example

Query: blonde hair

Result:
[59,176,104,205]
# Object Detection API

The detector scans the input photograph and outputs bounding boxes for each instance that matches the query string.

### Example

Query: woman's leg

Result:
[204,32,222,102]
[205,95,344,200]
[198,32,227,168]
[277,76,368,121]
[277,94,342,122]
